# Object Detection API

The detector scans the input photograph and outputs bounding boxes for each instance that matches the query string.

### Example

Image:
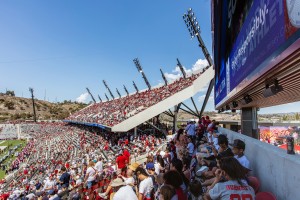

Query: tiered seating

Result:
[0,122,167,199]
[67,72,202,127]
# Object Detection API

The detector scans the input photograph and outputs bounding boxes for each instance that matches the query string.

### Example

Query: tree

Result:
[5,90,15,96]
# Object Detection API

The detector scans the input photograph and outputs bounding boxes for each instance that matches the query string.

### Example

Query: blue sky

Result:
[0,0,299,114]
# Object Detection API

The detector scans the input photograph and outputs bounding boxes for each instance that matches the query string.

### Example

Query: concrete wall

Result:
[218,127,300,200]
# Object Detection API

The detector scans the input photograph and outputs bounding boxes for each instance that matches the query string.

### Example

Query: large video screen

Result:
[214,0,300,107]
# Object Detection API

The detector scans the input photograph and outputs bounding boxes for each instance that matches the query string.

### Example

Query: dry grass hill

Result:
[0,94,87,122]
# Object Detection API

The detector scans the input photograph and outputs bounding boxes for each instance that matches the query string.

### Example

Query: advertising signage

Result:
[214,0,300,107]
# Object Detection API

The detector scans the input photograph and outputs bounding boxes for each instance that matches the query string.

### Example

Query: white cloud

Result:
[164,58,209,82]
[192,59,209,72]
[76,92,89,103]
[198,94,214,103]
[164,72,181,81]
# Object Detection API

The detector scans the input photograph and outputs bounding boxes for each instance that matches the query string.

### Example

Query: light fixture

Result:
[232,101,238,108]
[241,95,253,105]
[262,79,283,98]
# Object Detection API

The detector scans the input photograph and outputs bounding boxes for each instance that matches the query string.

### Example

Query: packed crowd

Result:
[94,117,255,200]
[0,122,167,200]
[66,70,206,127]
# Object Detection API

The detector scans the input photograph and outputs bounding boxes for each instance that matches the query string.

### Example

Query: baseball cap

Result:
[146,162,154,170]
[110,178,125,187]
[232,139,245,150]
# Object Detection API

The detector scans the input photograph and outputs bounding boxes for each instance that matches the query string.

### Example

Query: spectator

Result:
[84,161,96,189]
[135,167,154,200]
[204,157,255,200]
[163,170,187,200]
[95,156,103,173]
[116,152,128,169]
[58,167,70,188]
[185,121,197,139]
[159,184,177,200]
[232,139,250,170]
[188,180,203,200]
[110,178,138,200]
[170,159,189,194]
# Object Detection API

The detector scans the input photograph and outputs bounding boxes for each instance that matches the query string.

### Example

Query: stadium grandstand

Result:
[0,0,300,200]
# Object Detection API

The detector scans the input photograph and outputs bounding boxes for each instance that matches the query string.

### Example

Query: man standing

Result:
[135,167,154,200]
[116,152,128,170]
[185,121,197,140]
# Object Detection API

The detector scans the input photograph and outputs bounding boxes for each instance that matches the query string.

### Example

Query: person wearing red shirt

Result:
[123,148,130,162]
[116,153,128,169]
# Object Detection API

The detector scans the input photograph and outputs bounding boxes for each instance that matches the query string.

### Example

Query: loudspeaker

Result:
[241,95,253,105]
[262,85,283,98]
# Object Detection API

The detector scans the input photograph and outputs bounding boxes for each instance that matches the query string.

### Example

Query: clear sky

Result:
[1,0,299,114]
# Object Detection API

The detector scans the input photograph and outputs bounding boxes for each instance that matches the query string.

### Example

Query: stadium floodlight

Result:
[105,93,110,101]
[116,88,121,98]
[176,58,187,79]
[103,80,115,100]
[123,85,129,96]
[262,79,283,98]
[133,58,151,90]
[29,87,37,122]
[98,95,102,102]
[133,81,139,93]
[86,87,96,103]
[160,68,168,86]
[183,8,213,67]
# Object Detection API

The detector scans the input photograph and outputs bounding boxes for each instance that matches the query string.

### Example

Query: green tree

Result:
[295,113,300,121]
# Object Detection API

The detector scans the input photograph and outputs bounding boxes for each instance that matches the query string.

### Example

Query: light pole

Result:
[29,87,37,122]
[183,8,213,67]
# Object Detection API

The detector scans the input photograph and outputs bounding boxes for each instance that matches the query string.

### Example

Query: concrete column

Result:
[173,105,179,134]
[134,127,137,138]
[241,107,259,139]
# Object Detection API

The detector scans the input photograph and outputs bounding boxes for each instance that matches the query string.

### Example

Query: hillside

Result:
[0,95,87,122]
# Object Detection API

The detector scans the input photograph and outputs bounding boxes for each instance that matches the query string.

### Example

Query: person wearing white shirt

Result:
[136,167,154,200]
[232,139,251,170]
[95,157,103,173]
[43,176,55,191]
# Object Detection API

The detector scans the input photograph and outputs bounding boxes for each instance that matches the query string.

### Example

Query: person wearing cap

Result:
[232,139,250,170]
